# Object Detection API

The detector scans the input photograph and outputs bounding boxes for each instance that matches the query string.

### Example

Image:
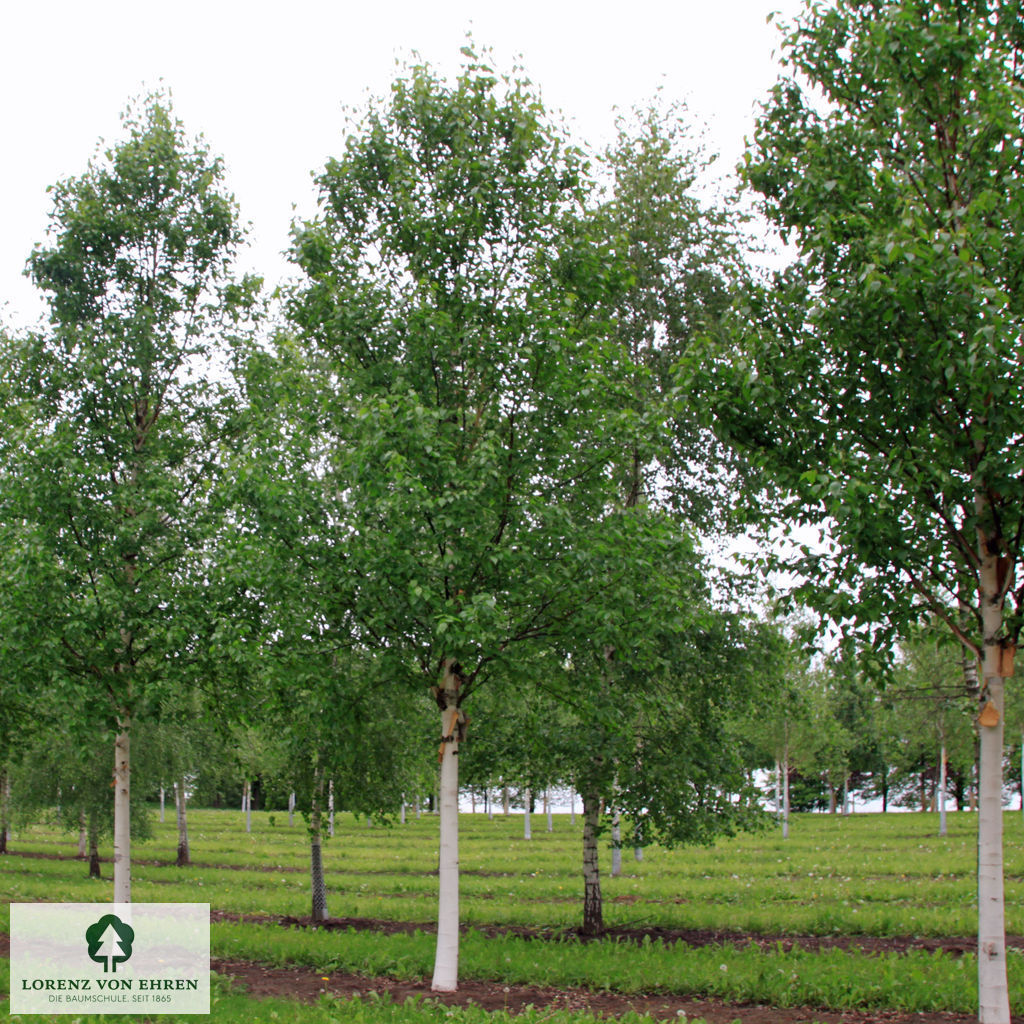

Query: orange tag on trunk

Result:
[979,702,1000,728]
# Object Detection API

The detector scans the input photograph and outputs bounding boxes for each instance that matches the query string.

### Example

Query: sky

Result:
[1,0,807,327]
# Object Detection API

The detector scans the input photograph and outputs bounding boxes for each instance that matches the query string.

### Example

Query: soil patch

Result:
[211,956,977,1024]
[0,927,984,1023]
[214,910,1012,958]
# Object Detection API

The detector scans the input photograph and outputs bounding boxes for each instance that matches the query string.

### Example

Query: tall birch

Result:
[690,4,1024,1018]
[13,94,255,902]
[281,53,650,990]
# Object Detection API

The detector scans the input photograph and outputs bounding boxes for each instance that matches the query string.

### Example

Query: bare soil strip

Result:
[0,929,980,1024]
[210,955,976,1024]
[215,910,1013,958]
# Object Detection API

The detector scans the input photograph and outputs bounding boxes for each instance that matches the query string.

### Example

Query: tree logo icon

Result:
[85,914,135,973]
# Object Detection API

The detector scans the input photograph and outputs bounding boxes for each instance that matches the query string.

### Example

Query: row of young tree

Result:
[2,2,1023,1020]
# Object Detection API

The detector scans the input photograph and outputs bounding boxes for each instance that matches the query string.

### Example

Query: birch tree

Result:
[10,93,257,902]
[280,51,664,991]
[689,2,1024,1019]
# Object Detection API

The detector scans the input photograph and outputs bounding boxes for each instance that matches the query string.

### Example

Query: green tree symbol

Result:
[86,914,135,973]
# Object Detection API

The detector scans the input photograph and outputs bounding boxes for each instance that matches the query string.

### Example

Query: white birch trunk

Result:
[570,789,575,825]
[328,779,335,837]
[523,789,532,840]
[431,661,462,993]
[159,786,165,823]
[78,810,87,858]
[634,845,643,862]
[289,791,295,827]
[502,785,510,816]
[976,523,1010,1024]
[112,720,131,903]
[401,796,407,825]
[782,749,791,840]
[938,743,948,838]
[610,810,622,878]
[487,789,493,821]
[246,780,252,833]
[175,777,190,866]
[774,759,782,818]
[581,790,602,935]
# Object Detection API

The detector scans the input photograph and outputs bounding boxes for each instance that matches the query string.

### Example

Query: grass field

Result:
[2,806,1023,1022]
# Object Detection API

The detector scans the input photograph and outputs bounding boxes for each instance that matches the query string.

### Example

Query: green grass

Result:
[1,966,725,1024]
[3,807,1018,937]
[2,806,1021,1017]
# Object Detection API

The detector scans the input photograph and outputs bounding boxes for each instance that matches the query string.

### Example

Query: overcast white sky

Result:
[2,0,807,327]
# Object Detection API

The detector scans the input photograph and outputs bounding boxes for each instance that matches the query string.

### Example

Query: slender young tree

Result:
[11,93,257,902]
[690,3,1024,1019]
[277,52,674,991]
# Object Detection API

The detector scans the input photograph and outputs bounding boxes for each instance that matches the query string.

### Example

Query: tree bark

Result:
[88,814,101,878]
[938,743,948,838]
[431,660,463,992]
[0,769,9,854]
[113,718,131,902]
[159,785,165,823]
[328,778,335,837]
[545,789,553,832]
[310,766,329,921]
[581,789,603,936]
[289,790,295,827]
[78,810,87,859]
[610,810,622,877]
[782,747,791,840]
[523,788,532,840]
[175,777,191,866]
[976,529,1010,1023]
[244,780,252,833]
